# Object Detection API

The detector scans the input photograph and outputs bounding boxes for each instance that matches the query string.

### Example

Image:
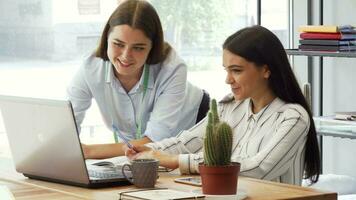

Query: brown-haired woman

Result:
[67,0,209,159]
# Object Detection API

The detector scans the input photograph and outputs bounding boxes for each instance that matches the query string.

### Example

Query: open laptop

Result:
[0,95,130,188]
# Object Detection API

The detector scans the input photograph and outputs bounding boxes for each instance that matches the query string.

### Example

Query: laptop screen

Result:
[0,95,90,185]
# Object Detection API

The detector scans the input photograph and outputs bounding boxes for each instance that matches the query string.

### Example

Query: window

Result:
[0,0,288,157]
[261,0,289,47]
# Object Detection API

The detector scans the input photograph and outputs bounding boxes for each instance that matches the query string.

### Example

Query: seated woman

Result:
[126,25,321,185]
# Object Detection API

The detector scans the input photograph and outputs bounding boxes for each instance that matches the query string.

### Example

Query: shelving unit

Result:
[286,49,356,140]
[314,117,356,139]
[286,49,356,58]
[286,49,356,172]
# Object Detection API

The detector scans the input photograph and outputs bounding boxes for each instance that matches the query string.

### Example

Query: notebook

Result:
[0,95,131,188]
[119,188,205,200]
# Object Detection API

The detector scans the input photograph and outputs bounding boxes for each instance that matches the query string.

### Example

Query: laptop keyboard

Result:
[88,169,120,179]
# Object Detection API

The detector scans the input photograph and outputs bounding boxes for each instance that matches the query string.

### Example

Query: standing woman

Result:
[67,0,209,159]
[126,25,320,185]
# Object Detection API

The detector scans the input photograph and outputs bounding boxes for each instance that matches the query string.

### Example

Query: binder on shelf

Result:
[298,25,356,33]
[298,44,356,51]
[299,39,356,46]
[300,32,356,40]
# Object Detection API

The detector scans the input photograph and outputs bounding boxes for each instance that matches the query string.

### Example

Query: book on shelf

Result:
[300,32,356,40]
[299,39,356,46]
[118,188,205,200]
[298,44,356,51]
[298,25,356,33]
[334,112,356,121]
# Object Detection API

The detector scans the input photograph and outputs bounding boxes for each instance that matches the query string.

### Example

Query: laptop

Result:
[0,95,131,188]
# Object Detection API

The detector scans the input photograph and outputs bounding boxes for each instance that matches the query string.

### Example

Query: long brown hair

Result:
[95,0,170,64]
[223,25,321,183]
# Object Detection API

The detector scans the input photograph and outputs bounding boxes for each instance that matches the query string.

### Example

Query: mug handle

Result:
[122,164,133,184]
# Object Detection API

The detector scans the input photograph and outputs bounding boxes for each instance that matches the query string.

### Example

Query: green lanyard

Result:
[106,64,149,142]
[135,64,149,139]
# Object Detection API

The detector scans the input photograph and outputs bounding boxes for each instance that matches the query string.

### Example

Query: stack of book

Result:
[298,25,356,51]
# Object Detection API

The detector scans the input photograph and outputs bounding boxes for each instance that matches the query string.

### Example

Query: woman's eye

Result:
[114,43,124,48]
[231,69,242,73]
[133,46,145,51]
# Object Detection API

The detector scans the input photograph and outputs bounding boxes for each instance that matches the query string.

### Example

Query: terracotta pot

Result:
[198,162,240,195]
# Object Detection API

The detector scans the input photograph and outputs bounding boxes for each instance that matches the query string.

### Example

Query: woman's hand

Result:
[124,145,179,170]
[123,145,151,159]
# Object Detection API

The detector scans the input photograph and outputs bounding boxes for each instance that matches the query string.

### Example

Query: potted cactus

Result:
[198,99,240,195]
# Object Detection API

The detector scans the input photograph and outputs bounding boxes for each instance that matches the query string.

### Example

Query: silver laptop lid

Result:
[0,95,90,185]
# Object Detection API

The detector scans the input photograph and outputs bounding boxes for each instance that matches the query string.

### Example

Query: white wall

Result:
[321,0,356,178]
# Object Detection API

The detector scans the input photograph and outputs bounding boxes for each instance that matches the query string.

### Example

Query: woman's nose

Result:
[122,47,132,59]
[225,73,233,84]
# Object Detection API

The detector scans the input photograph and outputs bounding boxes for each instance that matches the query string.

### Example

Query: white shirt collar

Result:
[245,97,285,126]
[105,62,155,93]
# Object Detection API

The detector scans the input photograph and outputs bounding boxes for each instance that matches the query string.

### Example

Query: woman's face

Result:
[107,25,152,77]
[223,49,271,101]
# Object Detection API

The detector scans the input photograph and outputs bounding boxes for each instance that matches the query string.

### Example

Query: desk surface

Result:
[0,158,337,200]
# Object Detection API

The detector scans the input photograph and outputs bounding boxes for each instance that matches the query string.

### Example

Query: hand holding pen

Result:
[124,145,152,160]
[112,124,137,153]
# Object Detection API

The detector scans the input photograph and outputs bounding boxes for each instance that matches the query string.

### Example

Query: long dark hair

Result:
[223,25,320,183]
[95,0,170,64]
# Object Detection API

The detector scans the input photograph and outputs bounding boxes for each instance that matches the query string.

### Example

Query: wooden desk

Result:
[0,158,337,200]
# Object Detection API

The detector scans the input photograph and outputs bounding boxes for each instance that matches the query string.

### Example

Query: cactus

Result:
[203,99,233,166]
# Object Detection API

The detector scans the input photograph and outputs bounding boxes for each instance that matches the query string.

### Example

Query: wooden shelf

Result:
[285,49,356,58]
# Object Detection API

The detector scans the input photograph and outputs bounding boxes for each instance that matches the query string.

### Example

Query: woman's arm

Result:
[126,147,180,169]
[82,94,206,159]
[66,58,94,132]
[82,136,152,159]
[145,117,207,154]
[124,118,207,173]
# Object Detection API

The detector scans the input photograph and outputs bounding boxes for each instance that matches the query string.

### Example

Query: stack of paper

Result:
[334,112,356,121]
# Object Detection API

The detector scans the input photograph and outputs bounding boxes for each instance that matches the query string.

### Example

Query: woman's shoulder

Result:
[81,53,105,70]
[76,53,107,83]
[155,48,186,72]
[218,94,248,110]
[277,100,310,123]
[150,48,187,82]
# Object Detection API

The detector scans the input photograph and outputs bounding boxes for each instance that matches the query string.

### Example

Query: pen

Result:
[112,124,137,152]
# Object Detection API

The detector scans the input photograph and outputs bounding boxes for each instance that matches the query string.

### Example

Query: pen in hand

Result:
[112,124,137,153]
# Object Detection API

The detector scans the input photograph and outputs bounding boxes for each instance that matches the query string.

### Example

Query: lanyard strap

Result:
[135,64,149,139]
[105,63,149,142]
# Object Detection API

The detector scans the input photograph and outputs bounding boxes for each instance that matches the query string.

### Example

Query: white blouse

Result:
[67,49,203,141]
[146,95,310,185]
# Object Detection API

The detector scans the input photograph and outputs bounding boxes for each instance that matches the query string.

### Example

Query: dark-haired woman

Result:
[67,0,209,159]
[126,25,321,185]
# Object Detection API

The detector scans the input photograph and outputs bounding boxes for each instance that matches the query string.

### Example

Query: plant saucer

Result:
[191,188,247,200]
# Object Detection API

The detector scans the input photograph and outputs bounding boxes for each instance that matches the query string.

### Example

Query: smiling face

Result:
[223,49,271,101]
[107,25,152,78]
